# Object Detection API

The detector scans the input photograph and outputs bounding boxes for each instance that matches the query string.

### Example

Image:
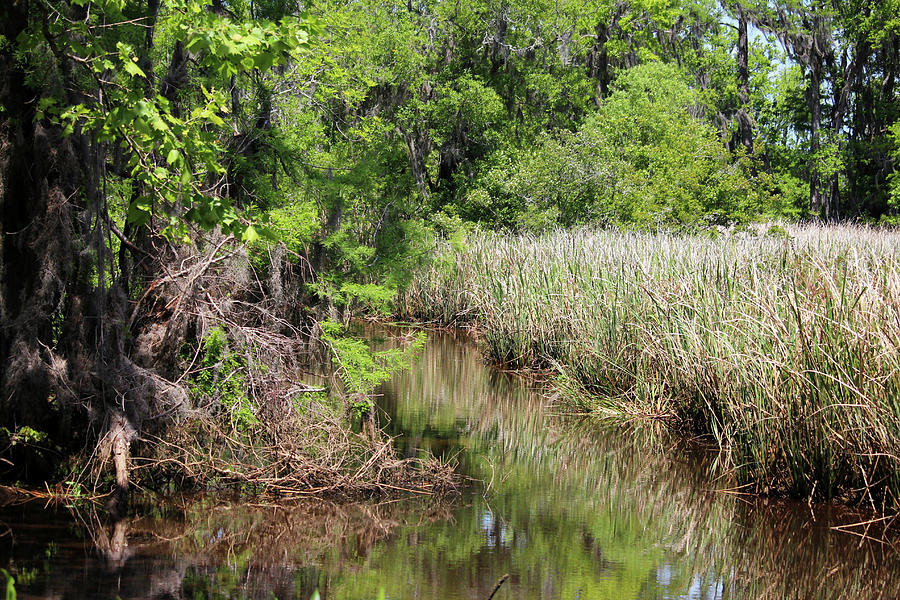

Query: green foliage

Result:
[320,321,425,397]
[22,0,314,242]
[188,327,257,432]
[429,73,504,152]
[490,63,766,228]
[337,283,396,316]
[263,202,319,255]
[11,0,900,327]
[764,224,791,240]
[0,426,48,446]
[889,119,900,210]
[0,568,14,600]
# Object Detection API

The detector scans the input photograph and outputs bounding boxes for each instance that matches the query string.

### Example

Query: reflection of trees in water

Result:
[0,496,454,600]
[374,330,732,597]
[0,509,188,600]
[376,329,900,599]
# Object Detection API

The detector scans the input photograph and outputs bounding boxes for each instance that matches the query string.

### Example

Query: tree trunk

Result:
[588,21,611,104]
[1,0,148,492]
[1,1,78,423]
[808,50,822,218]
[403,126,432,200]
[735,7,753,155]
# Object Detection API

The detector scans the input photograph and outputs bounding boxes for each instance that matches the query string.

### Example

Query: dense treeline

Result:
[0,0,898,494]
[253,0,900,232]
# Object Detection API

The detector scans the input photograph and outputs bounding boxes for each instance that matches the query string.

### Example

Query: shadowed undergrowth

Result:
[0,230,456,500]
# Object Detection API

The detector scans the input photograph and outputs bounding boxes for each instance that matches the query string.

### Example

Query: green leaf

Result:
[126,200,152,226]
[255,225,277,241]
[166,148,181,165]
[185,36,209,54]
[123,59,146,78]
[1,567,15,600]
[150,113,168,131]
[241,225,261,243]
[253,53,275,70]
[133,101,152,117]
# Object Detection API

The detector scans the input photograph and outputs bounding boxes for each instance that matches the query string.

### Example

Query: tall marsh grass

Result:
[398,225,900,505]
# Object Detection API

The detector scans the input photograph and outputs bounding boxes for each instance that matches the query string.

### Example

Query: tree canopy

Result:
[0,0,899,493]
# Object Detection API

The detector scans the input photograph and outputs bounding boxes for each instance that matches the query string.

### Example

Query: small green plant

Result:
[64,481,84,497]
[0,426,48,446]
[320,320,425,398]
[1,568,15,600]
[765,224,791,240]
[348,396,372,420]
[61,480,86,507]
[188,326,258,432]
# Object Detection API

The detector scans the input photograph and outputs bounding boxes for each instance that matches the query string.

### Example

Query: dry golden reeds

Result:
[398,224,900,507]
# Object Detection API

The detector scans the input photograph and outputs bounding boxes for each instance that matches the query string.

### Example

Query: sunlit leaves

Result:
[172,0,312,79]
[497,63,763,227]
[37,0,315,241]
[888,119,900,210]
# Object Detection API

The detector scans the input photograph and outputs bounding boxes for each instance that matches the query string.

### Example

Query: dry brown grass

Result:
[399,224,900,507]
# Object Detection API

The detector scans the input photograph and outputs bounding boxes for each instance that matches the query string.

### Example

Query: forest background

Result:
[1,0,900,498]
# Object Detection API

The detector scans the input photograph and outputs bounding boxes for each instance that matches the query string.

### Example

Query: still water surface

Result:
[2,329,899,599]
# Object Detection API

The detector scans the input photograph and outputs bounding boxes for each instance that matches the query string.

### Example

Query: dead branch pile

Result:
[117,232,457,497]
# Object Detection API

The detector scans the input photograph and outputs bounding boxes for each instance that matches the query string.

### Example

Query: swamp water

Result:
[2,330,900,599]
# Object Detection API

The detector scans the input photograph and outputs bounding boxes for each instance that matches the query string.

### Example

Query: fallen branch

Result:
[487,574,510,600]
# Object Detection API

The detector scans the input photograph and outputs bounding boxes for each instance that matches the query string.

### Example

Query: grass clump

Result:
[398,224,900,506]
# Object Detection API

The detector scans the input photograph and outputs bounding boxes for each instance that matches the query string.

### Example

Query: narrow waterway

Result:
[1,329,899,599]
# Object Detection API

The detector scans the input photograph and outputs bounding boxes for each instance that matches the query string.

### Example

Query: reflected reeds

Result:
[371,328,900,599]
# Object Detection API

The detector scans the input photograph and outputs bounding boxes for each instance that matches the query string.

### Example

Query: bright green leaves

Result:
[122,57,145,78]
[60,86,235,237]
[241,225,261,243]
[34,97,58,121]
[888,119,900,211]
[320,320,424,396]
[115,41,146,79]
[36,0,316,243]
[166,148,181,166]
[184,195,239,230]
[127,197,153,227]
[172,0,312,79]
[71,0,126,11]
[492,63,763,228]
[188,326,258,433]
[430,75,504,143]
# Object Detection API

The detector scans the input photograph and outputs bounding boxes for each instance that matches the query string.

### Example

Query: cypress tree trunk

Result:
[736,8,754,155]
[0,0,138,493]
[808,50,822,218]
[588,21,612,104]
[0,0,88,466]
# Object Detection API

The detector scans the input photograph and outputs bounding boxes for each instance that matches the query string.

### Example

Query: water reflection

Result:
[1,329,900,599]
[372,329,900,600]
[0,496,454,599]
